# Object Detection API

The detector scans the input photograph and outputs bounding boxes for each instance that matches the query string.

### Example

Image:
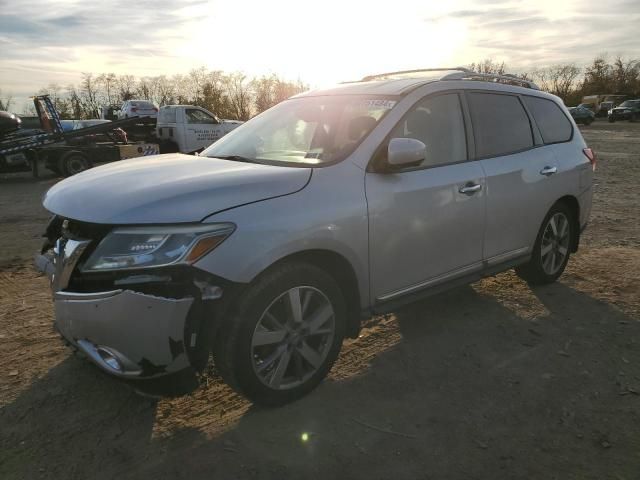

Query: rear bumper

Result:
[36,253,194,379]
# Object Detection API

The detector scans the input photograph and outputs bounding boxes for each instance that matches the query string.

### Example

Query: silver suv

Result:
[36,68,595,405]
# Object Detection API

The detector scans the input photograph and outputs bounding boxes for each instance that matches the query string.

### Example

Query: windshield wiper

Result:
[211,154,259,163]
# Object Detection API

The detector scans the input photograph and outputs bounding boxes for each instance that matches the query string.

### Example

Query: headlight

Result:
[81,223,235,272]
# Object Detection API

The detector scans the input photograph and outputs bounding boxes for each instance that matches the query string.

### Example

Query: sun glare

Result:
[174,0,469,87]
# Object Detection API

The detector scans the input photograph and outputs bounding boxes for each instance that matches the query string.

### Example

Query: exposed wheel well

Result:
[269,250,362,338]
[556,195,580,252]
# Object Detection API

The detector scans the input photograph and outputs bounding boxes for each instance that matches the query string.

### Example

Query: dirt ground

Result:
[0,120,639,479]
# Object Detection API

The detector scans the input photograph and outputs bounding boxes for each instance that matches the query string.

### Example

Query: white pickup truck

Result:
[156,105,242,153]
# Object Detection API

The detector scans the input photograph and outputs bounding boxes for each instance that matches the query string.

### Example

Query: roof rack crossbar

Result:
[361,67,472,82]
[442,71,539,90]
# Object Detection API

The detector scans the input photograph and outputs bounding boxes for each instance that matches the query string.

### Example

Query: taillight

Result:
[583,147,596,171]
[131,107,137,112]
[153,107,158,112]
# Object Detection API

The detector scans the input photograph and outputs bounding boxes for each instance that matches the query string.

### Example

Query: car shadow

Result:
[1,281,638,479]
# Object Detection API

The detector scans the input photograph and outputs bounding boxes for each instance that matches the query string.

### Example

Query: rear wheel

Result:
[516,203,574,285]
[214,263,345,406]
[61,152,90,177]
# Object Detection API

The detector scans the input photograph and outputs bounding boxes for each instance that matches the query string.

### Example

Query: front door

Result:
[184,108,223,152]
[366,92,486,303]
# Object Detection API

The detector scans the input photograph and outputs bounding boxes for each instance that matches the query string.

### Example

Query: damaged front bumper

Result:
[53,289,193,377]
[36,244,202,380]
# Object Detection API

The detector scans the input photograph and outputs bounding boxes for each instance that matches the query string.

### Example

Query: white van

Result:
[156,105,242,153]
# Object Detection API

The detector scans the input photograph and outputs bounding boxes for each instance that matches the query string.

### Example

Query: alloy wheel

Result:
[251,286,335,390]
[540,212,570,275]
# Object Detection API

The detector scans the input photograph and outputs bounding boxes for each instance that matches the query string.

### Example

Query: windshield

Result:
[202,95,397,166]
[620,100,639,107]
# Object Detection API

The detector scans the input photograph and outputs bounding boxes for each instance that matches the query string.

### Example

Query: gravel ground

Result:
[0,119,639,479]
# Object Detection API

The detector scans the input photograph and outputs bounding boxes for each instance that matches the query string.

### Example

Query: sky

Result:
[1,0,639,112]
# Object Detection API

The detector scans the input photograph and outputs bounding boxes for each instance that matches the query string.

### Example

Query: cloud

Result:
[1,0,639,113]
[435,1,640,68]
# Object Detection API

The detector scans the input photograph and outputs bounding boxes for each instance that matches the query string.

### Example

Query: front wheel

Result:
[516,203,574,285]
[214,263,346,406]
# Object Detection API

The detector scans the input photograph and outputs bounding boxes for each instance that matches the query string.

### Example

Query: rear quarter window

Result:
[158,108,177,123]
[467,92,533,158]
[523,96,572,144]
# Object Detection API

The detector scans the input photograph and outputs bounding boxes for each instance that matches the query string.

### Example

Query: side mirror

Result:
[387,137,426,168]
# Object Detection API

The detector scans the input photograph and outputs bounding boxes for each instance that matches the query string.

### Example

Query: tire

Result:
[515,202,574,285]
[585,118,593,126]
[608,116,615,123]
[61,152,90,177]
[214,262,346,406]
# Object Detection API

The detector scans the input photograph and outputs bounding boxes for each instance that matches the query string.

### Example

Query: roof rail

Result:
[442,71,539,90]
[361,67,472,82]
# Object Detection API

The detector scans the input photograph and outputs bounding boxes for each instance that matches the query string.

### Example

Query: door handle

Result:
[540,166,557,176]
[459,182,482,195]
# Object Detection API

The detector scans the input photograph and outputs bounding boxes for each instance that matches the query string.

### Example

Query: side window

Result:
[158,108,176,123]
[389,93,467,168]
[523,96,572,144]
[185,109,216,124]
[467,92,533,158]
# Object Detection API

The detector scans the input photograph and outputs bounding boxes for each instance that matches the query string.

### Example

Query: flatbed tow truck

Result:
[0,95,159,177]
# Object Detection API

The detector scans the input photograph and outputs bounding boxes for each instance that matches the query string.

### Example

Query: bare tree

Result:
[252,74,307,114]
[67,84,84,118]
[611,57,639,94]
[468,59,507,75]
[154,75,176,106]
[531,64,581,102]
[225,72,252,120]
[117,75,137,102]
[582,56,612,95]
[80,73,100,118]
[97,73,117,105]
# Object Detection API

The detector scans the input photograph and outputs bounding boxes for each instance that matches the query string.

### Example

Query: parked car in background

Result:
[36,69,594,405]
[608,99,640,122]
[118,100,159,120]
[597,101,614,117]
[568,106,595,125]
[156,105,242,153]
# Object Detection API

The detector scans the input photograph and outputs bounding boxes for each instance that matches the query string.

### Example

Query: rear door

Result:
[183,108,224,152]
[366,92,486,302]
[467,91,569,263]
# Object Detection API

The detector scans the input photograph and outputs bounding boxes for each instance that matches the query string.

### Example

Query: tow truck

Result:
[0,95,159,177]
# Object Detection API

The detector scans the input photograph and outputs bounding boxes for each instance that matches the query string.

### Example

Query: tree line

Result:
[2,55,639,120]
[6,68,307,121]
[469,56,640,106]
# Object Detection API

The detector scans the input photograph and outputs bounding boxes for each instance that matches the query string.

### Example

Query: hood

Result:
[43,154,311,224]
